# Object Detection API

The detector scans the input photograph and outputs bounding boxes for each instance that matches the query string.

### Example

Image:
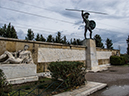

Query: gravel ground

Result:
[86,65,129,96]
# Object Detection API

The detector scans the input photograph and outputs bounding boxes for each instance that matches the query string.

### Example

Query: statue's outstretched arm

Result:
[81,10,85,23]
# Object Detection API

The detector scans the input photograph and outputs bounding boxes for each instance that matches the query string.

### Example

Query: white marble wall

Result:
[38,48,85,62]
[97,51,112,59]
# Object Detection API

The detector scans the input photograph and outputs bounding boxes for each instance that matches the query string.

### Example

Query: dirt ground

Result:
[86,65,129,96]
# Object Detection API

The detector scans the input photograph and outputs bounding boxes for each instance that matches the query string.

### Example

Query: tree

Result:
[25,29,34,40]
[0,24,6,37]
[6,23,11,38]
[62,36,67,44]
[35,33,40,41]
[40,34,46,42]
[127,35,129,55]
[72,38,77,45]
[10,26,18,38]
[0,23,18,39]
[55,32,62,43]
[93,34,104,48]
[47,35,53,42]
[106,38,113,49]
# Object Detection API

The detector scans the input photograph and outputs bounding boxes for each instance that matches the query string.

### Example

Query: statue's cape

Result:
[89,20,96,30]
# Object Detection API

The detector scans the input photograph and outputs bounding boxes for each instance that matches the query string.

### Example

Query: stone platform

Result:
[54,81,107,96]
[0,64,38,84]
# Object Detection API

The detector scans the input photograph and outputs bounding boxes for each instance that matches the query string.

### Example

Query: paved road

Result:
[86,66,129,96]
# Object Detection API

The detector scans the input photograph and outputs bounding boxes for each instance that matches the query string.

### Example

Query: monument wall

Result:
[0,37,120,72]
[0,37,86,73]
[96,47,120,65]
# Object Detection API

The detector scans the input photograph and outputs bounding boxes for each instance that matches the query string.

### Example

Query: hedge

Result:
[48,61,86,87]
[120,54,129,64]
[110,56,125,65]
[0,69,11,96]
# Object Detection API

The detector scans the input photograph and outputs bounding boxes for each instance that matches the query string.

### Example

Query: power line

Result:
[10,0,50,11]
[97,21,129,31]
[1,6,128,31]
[0,6,74,24]
[0,19,60,32]
[2,0,129,31]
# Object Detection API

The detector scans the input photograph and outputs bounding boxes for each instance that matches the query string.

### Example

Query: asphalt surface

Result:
[86,65,129,96]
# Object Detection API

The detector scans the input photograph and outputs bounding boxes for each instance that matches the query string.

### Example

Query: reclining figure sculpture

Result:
[0,45,33,64]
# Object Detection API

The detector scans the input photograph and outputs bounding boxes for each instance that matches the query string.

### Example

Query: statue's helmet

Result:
[84,12,90,18]
[84,12,90,16]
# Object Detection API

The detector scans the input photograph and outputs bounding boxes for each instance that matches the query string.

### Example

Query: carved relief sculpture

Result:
[0,45,33,64]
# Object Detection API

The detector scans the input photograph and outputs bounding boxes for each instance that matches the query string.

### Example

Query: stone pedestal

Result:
[0,64,38,84]
[83,39,99,72]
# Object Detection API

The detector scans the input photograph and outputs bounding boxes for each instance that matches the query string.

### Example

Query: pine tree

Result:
[127,35,129,55]
[25,29,34,40]
[0,24,6,37]
[106,38,113,49]
[6,23,11,38]
[10,26,18,38]
[35,33,40,41]
[55,32,62,43]
[62,36,67,44]
[70,38,73,44]
[0,23,18,38]
[40,34,46,42]
[72,38,77,45]
[94,34,104,48]
[47,35,53,42]
[77,39,82,45]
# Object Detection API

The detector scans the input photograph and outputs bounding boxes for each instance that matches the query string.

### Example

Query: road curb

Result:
[54,81,107,96]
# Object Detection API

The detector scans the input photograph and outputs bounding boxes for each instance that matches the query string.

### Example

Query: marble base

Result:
[87,64,110,72]
[0,64,38,84]
[83,39,98,70]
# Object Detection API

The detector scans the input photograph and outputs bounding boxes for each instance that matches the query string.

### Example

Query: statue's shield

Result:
[89,20,96,30]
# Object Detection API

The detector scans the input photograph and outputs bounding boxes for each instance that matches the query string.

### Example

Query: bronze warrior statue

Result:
[81,10,96,39]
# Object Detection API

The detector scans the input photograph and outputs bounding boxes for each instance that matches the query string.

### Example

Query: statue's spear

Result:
[65,9,108,15]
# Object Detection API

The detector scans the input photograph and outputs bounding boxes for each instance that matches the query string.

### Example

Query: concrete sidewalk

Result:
[54,81,107,96]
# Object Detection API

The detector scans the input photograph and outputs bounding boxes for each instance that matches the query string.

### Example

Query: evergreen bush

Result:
[0,69,11,96]
[120,54,129,64]
[110,56,125,65]
[48,61,86,88]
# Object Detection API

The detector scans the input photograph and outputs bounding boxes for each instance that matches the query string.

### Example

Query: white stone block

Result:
[0,64,38,84]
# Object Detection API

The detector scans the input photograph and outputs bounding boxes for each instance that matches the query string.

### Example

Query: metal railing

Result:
[10,79,68,96]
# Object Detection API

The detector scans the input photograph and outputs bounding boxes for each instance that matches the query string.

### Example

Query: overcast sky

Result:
[0,0,129,53]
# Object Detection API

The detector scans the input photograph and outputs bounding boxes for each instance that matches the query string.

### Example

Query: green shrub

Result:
[48,61,86,88]
[0,69,11,96]
[110,56,125,65]
[120,56,126,65]
[121,54,129,64]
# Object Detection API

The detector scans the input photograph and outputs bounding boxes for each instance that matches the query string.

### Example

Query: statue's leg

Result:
[0,51,9,60]
[89,28,92,39]
[5,51,14,58]
[2,57,22,64]
[84,26,87,39]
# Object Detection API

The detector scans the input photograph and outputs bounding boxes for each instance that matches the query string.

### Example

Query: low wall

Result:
[0,37,120,72]
[0,37,86,73]
[96,47,120,65]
